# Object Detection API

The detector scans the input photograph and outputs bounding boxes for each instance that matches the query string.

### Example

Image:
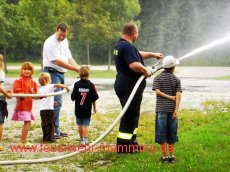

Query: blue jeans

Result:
[43,69,64,135]
[155,112,178,144]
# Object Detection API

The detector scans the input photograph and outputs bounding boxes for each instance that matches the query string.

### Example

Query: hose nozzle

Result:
[150,61,163,75]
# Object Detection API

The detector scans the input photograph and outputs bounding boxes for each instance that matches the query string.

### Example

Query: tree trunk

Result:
[108,45,111,71]
[87,43,90,65]
[3,46,8,73]
[40,45,43,71]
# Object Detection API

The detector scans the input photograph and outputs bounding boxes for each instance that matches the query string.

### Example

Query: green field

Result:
[5,62,117,78]
[212,75,230,80]
[5,69,116,79]
[0,101,229,171]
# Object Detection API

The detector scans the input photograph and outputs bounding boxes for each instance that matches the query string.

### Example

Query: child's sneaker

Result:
[82,141,89,146]
[169,156,176,163]
[53,133,61,139]
[160,157,169,163]
[22,142,33,149]
[0,145,4,151]
[79,141,87,147]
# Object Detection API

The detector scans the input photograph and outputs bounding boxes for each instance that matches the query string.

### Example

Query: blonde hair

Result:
[38,72,51,86]
[79,65,90,80]
[0,54,5,70]
[20,62,35,76]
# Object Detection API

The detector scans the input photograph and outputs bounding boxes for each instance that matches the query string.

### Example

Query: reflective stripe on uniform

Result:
[113,50,118,55]
[117,132,133,140]
[133,128,138,135]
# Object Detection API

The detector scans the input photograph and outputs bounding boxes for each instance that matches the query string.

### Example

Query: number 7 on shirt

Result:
[80,92,87,105]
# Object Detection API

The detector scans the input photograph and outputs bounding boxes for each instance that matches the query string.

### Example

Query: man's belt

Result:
[44,67,65,74]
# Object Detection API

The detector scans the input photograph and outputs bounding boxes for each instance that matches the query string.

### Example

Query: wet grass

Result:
[0,101,229,171]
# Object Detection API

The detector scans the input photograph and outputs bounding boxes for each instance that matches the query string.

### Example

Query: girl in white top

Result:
[38,72,69,142]
[0,54,12,151]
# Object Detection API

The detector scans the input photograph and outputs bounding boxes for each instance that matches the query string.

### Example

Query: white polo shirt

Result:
[43,34,73,73]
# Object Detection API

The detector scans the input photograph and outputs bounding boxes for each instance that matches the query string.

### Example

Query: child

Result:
[152,56,182,163]
[0,54,12,151]
[11,62,38,146]
[71,65,99,145]
[38,72,70,142]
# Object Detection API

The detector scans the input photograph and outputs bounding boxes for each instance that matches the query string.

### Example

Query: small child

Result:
[71,65,99,145]
[11,62,38,146]
[152,56,182,163]
[38,72,70,142]
[0,54,12,151]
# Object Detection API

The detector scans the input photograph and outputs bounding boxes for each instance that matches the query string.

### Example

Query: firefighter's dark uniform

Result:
[114,38,146,153]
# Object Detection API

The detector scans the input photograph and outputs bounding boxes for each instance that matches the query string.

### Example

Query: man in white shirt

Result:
[43,22,80,138]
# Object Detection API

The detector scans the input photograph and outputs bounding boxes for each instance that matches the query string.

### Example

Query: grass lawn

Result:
[0,101,229,171]
[5,62,117,78]
[5,69,116,78]
[212,75,230,80]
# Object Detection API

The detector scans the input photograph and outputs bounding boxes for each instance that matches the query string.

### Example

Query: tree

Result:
[0,1,23,71]
[71,0,141,68]
[17,0,74,66]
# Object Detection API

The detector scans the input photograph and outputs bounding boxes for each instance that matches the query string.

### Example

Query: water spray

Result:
[178,34,230,61]
[158,34,230,67]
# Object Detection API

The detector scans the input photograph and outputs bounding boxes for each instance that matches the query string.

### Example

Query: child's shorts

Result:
[0,110,5,124]
[155,112,178,144]
[0,100,8,124]
[76,117,91,126]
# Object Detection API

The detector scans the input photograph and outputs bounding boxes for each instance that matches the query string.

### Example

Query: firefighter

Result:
[114,22,163,153]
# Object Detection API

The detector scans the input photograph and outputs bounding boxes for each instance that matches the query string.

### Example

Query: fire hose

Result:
[0,64,163,165]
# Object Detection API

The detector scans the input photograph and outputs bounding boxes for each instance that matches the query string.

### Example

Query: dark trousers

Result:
[114,74,146,152]
[43,68,64,135]
[40,110,55,141]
